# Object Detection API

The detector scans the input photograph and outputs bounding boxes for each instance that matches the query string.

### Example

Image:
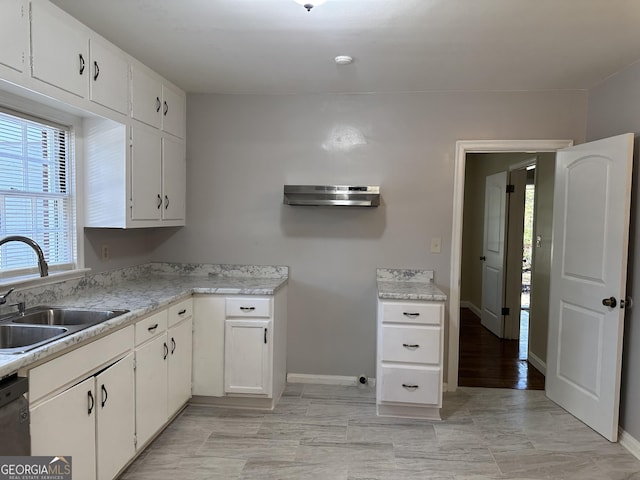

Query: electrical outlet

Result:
[430,237,442,253]
[101,244,109,261]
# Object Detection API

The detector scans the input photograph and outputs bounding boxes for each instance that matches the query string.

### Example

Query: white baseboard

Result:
[528,352,546,376]
[460,301,481,318]
[619,427,640,460]
[287,373,376,387]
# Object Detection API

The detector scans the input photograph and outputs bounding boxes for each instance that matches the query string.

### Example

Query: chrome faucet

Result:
[0,288,14,306]
[0,236,49,277]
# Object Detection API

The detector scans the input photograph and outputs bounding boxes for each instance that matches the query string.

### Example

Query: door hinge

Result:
[506,184,515,193]
[501,307,510,316]
[133,358,136,371]
[133,434,137,447]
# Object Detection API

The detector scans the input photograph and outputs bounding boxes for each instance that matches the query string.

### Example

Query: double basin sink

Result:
[0,306,129,354]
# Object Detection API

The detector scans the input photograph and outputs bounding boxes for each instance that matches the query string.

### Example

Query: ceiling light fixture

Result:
[335,55,353,65]
[294,0,326,12]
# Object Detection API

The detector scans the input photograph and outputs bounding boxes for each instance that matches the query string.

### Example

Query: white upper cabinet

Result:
[89,37,129,115]
[30,1,89,98]
[0,0,28,73]
[130,127,163,221]
[161,84,186,138]
[131,64,163,129]
[162,137,187,221]
[132,64,186,139]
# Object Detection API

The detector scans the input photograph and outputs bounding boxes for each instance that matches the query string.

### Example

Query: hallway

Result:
[458,308,545,390]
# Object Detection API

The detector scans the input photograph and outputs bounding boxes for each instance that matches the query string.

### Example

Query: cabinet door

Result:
[224,319,271,395]
[96,353,135,480]
[131,64,162,128]
[161,137,186,222]
[167,318,193,416]
[0,0,27,73]
[135,334,168,448]
[161,85,186,139]
[89,37,129,115]
[131,127,162,221]
[31,377,96,480]
[30,1,89,97]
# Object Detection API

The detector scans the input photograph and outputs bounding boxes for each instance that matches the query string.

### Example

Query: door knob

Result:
[602,297,617,308]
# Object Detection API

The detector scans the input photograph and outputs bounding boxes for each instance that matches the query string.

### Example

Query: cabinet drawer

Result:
[380,325,440,364]
[379,365,441,405]
[168,298,192,327]
[225,297,271,318]
[135,310,168,346]
[381,302,443,325]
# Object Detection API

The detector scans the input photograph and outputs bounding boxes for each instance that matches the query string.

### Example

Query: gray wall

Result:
[152,90,587,378]
[586,59,640,439]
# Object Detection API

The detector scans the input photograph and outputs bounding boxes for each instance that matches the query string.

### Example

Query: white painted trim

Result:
[460,301,481,318]
[448,139,574,390]
[527,352,547,376]
[287,373,376,387]
[619,428,640,460]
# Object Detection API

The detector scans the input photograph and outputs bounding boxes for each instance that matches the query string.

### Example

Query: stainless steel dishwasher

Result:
[0,375,30,455]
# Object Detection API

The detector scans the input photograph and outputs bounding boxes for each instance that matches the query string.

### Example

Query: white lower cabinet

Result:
[29,326,135,480]
[192,288,287,409]
[134,299,193,449]
[135,332,168,448]
[224,318,271,395]
[376,299,445,419]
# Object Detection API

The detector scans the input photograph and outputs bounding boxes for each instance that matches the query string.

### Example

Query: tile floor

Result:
[120,384,640,479]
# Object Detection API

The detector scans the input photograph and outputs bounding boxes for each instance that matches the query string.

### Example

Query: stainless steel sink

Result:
[0,307,129,354]
[10,307,129,326]
[0,324,68,353]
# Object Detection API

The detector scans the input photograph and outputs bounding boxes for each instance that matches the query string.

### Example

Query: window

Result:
[0,109,76,278]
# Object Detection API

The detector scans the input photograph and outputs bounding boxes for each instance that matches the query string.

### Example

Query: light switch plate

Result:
[430,237,441,253]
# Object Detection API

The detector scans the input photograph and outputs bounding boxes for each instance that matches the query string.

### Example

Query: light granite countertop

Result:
[377,268,447,302]
[0,263,288,379]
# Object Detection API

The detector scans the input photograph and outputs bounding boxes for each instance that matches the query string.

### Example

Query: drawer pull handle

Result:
[402,383,419,390]
[87,390,94,415]
[147,323,159,332]
[403,312,420,318]
[163,342,169,360]
[178,309,187,315]
[240,306,256,311]
[402,343,420,349]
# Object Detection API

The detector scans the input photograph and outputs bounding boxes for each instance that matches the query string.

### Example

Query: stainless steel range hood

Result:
[283,185,380,207]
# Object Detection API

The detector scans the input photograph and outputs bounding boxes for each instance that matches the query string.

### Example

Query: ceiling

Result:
[50,0,640,95]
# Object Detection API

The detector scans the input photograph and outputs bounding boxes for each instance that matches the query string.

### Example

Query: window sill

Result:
[0,268,91,291]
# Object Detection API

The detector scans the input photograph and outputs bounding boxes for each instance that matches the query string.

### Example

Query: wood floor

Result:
[458,308,545,390]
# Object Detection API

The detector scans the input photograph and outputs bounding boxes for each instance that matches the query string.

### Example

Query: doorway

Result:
[447,139,573,391]
[459,154,545,390]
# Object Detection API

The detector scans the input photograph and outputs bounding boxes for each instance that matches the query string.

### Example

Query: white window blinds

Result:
[0,109,75,277]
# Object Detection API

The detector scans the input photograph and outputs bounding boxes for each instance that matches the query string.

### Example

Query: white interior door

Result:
[481,171,507,337]
[546,133,633,441]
